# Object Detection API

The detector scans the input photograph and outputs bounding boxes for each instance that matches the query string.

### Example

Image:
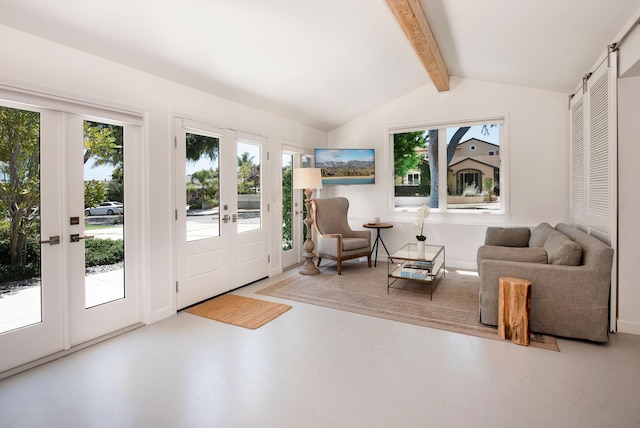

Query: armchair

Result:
[311,197,371,274]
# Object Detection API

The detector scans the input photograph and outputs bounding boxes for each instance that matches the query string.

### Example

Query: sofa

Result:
[477,222,614,342]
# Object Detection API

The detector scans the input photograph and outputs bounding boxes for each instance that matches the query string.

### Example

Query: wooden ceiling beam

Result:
[385,0,450,92]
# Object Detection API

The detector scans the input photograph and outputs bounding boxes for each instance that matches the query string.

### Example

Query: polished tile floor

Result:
[1,270,639,428]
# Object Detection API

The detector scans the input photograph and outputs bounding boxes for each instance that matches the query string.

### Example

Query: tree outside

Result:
[281,159,293,251]
[0,106,40,273]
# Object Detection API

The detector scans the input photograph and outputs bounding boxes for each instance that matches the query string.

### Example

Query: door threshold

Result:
[0,322,144,381]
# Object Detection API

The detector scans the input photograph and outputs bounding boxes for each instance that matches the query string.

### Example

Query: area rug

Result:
[186,294,292,329]
[257,261,559,351]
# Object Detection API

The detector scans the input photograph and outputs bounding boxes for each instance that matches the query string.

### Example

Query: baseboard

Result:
[617,319,640,335]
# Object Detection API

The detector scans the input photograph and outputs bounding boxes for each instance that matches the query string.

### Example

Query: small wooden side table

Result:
[363,223,393,267]
[497,277,532,346]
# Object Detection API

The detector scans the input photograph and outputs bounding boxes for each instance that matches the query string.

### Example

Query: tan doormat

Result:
[257,262,559,351]
[186,294,292,329]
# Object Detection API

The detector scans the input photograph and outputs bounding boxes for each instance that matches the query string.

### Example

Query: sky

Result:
[448,124,500,146]
[84,159,113,181]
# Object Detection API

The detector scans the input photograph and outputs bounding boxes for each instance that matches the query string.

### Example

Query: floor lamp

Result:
[293,167,323,275]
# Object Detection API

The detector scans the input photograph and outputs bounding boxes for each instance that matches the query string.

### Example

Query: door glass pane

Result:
[83,120,125,308]
[282,154,293,251]
[301,156,313,243]
[185,133,220,241]
[237,142,260,233]
[0,106,42,333]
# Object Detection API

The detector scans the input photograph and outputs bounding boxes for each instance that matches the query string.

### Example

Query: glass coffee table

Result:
[387,243,445,300]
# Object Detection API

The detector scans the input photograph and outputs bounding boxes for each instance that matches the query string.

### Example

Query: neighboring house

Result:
[447,138,500,195]
[400,138,500,196]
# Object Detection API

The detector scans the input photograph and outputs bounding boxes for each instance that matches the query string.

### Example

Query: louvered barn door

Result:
[569,49,618,331]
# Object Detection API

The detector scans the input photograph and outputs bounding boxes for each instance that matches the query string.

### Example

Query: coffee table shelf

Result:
[387,243,445,300]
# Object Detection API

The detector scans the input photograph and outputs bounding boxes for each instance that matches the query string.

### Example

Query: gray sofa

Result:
[477,222,614,342]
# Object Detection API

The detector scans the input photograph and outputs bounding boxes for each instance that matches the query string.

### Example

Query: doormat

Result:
[186,294,292,329]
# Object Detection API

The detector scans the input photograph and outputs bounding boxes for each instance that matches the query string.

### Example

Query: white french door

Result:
[0,107,65,373]
[175,119,268,310]
[281,150,313,270]
[0,101,142,375]
[66,114,141,346]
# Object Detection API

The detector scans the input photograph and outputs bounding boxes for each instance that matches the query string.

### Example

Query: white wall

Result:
[0,25,327,324]
[326,77,569,268]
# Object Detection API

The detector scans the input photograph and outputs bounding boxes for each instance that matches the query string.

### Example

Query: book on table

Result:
[404,262,433,271]
[400,267,430,280]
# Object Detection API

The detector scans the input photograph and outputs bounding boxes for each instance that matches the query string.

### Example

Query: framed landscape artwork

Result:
[314,148,375,185]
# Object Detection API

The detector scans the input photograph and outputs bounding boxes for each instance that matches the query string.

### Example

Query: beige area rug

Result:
[257,261,559,351]
[186,294,292,329]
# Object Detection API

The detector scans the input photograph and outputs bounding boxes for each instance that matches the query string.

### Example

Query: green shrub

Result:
[0,240,41,266]
[0,262,40,282]
[85,239,124,267]
[0,238,123,282]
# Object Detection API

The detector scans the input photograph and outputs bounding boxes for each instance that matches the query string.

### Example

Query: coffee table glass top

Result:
[391,243,444,262]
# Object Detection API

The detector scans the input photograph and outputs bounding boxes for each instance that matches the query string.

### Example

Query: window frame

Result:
[388,115,508,219]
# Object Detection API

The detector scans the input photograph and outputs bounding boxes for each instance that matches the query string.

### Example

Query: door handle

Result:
[39,235,61,245]
[70,234,95,243]
[222,214,230,223]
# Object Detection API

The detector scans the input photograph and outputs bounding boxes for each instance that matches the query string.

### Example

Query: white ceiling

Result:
[1,0,639,131]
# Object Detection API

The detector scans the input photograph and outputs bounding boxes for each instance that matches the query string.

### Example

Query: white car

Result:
[85,201,124,216]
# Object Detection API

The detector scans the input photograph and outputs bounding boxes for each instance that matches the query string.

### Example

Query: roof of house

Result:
[449,156,501,170]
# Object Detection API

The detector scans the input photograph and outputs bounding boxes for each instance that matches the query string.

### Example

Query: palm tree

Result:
[237,152,255,194]
[190,169,214,209]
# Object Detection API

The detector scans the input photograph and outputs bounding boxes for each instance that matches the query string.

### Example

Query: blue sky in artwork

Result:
[317,149,374,163]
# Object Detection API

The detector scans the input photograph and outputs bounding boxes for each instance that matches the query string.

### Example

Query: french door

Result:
[281,150,313,270]
[0,102,141,374]
[175,118,268,309]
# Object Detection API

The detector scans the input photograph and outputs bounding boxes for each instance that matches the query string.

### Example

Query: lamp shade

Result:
[293,168,323,190]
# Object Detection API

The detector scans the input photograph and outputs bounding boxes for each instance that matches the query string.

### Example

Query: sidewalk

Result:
[0,268,124,334]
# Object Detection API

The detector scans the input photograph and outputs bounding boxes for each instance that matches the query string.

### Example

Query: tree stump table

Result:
[497,277,532,346]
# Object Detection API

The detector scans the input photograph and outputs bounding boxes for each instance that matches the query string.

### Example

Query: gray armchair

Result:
[311,197,371,274]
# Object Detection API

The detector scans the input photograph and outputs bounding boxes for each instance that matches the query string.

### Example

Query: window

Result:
[407,172,420,186]
[391,119,504,212]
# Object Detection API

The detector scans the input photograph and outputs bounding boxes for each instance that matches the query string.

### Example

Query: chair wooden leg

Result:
[316,257,322,267]
[337,261,342,275]
[367,254,371,268]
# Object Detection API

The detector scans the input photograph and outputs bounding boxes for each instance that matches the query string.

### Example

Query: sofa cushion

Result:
[529,222,554,248]
[543,230,582,265]
[484,227,531,247]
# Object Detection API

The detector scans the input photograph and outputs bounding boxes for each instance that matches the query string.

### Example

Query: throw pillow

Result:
[543,230,583,266]
[529,222,554,248]
[484,227,531,247]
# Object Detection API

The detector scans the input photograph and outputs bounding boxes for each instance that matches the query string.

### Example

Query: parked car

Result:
[85,201,123,216]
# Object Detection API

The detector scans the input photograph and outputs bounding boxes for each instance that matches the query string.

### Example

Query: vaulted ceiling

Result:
[1,0,639,130]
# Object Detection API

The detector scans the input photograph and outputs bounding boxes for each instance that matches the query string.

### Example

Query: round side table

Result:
[363,223,393,267]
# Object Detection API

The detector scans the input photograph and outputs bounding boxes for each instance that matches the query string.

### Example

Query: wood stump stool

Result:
[497,277,532,346]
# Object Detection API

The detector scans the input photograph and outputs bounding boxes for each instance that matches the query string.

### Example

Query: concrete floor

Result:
[1,271,639,428]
